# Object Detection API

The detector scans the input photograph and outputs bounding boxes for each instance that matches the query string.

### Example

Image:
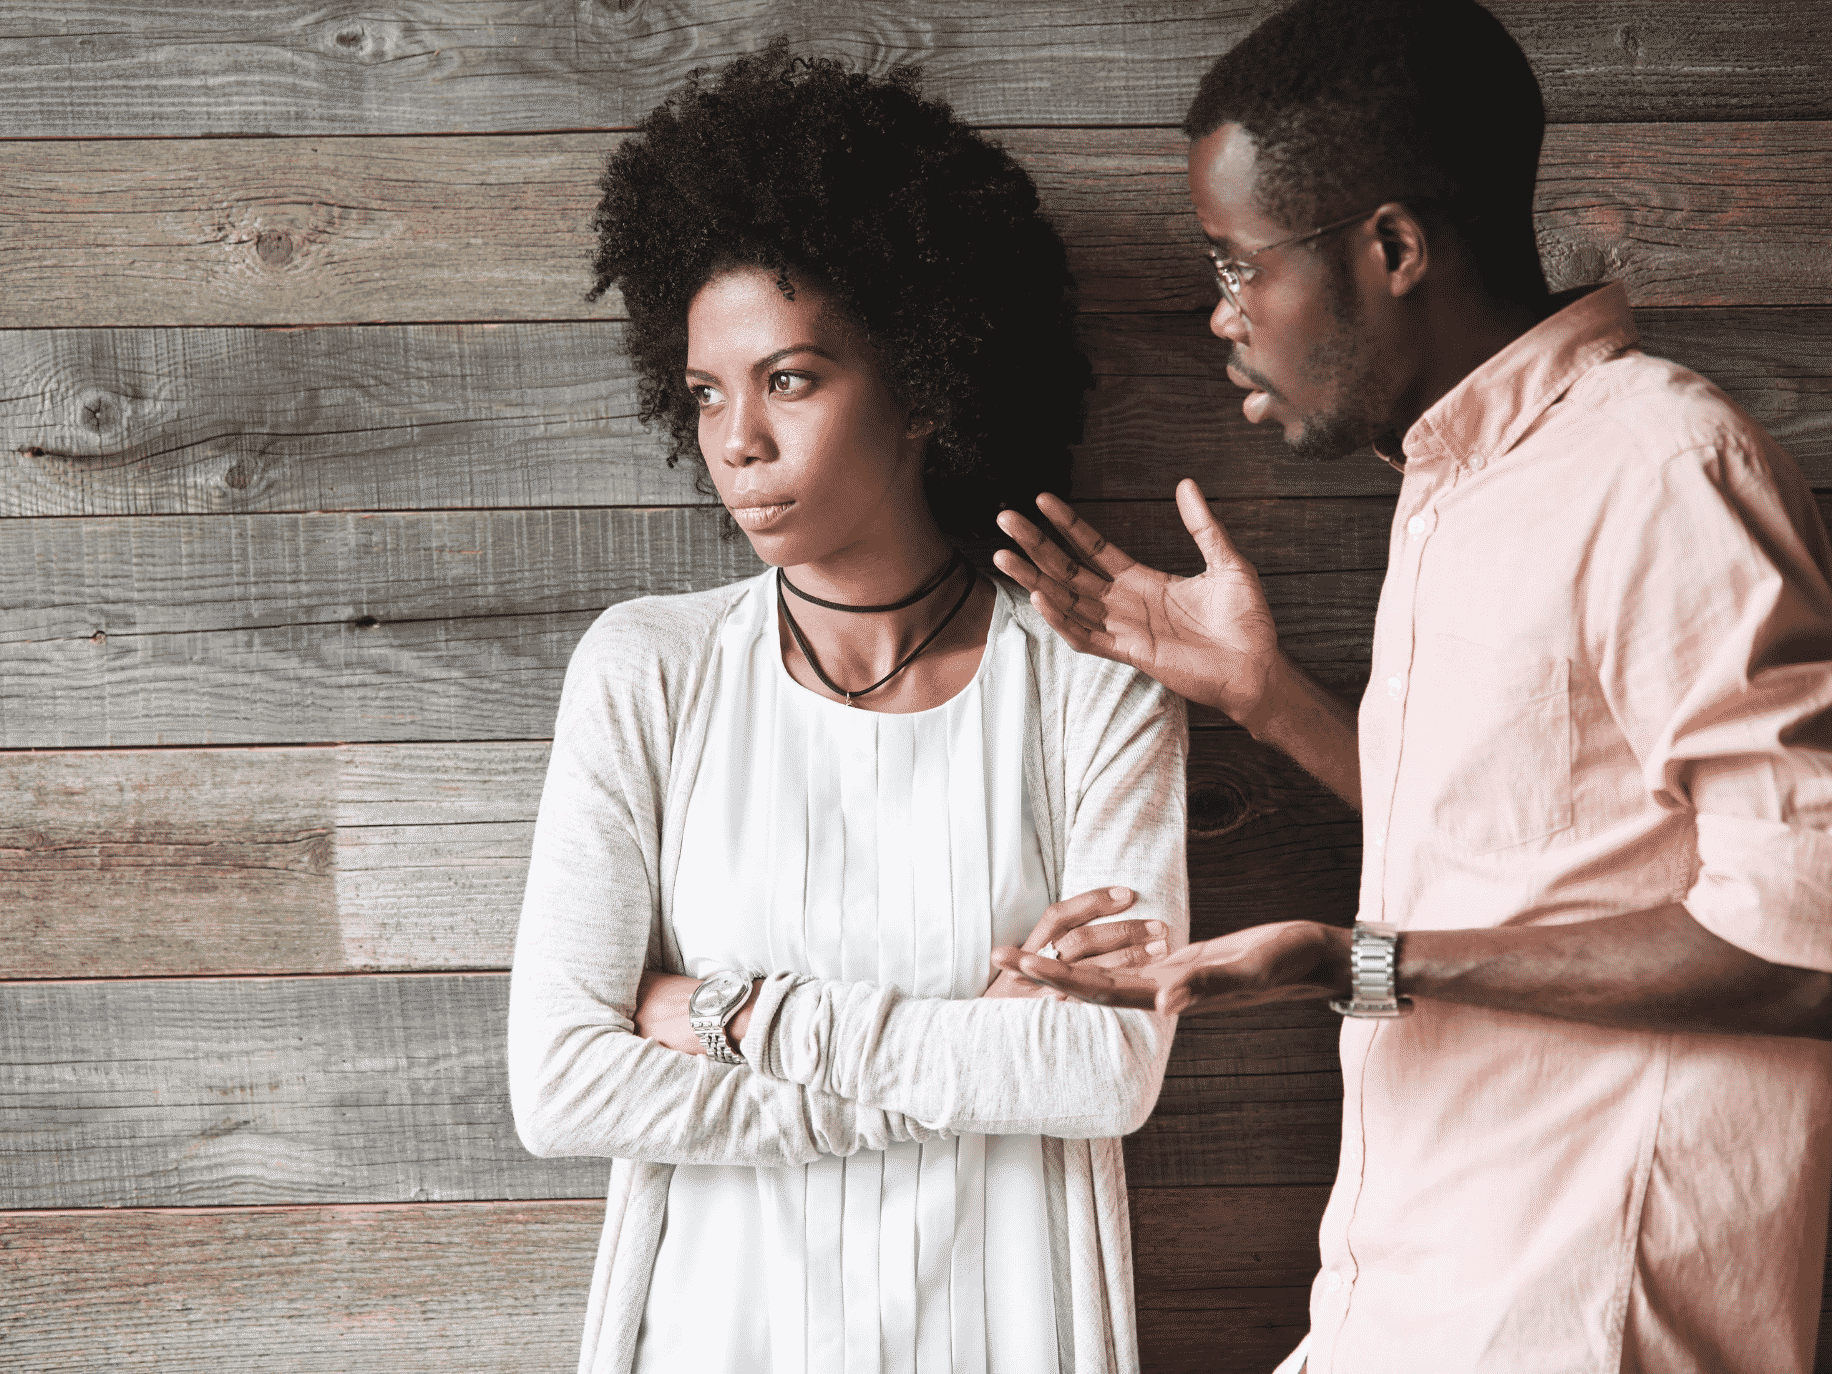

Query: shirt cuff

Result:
[737,970,805,1075]
[1686,813,1832,972]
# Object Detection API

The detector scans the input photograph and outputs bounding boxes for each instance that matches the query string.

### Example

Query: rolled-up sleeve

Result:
[1600,437,1832,971]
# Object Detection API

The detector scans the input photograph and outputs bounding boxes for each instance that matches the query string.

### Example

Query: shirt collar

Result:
[1400,281,1639,471]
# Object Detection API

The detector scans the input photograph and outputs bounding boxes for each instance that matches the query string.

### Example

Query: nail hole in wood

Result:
[349,615,381,630]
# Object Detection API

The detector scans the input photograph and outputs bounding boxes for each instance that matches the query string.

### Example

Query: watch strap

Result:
[1329,920,1415,1019]
[690,1014,745,1064]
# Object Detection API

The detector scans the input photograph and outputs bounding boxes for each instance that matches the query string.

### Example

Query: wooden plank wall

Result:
[3,4,1828,1369]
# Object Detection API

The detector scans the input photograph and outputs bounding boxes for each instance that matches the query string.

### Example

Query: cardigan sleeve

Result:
[740,659,1188,1138]
[507,604,947,1165]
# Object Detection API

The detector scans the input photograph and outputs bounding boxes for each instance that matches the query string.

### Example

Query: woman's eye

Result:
[689,383,723,407]
[769,371,809,396]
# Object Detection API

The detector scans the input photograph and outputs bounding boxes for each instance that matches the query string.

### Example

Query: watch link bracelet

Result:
[1329,921,1415,1019]
[687,970,754,1064]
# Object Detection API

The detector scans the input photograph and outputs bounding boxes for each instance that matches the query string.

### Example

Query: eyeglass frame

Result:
[1205,206,1383,322]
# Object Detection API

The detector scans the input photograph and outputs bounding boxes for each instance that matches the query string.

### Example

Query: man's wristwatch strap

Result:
[1329,920,1415,1019]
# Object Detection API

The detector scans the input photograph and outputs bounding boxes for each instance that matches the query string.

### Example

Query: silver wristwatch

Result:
[1329,921,1415,1019]
[687,970,754,1064]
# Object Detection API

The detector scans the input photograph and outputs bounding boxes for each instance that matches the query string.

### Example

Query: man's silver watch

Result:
[1329,921,1415,1019]
[687,970,754,1064]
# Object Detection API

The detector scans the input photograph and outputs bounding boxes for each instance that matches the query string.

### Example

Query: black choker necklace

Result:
[779,548,965,613]
[776,554,976,705]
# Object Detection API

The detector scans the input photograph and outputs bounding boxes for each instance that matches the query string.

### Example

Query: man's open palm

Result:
[993,479,1277,719]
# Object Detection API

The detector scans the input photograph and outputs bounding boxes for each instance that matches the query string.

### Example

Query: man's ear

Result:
[1373,203,1430,297]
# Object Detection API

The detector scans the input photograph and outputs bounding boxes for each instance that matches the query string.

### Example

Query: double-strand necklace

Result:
[777,548,976,705]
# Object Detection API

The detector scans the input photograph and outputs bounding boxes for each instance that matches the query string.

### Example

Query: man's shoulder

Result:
[1564,346,1789,477]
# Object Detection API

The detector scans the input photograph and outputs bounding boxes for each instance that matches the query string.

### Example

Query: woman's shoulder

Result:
[565,574,764,692]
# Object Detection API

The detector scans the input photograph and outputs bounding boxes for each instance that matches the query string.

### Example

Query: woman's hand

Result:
[983,885,1168,1000]
[634,969,761,1055]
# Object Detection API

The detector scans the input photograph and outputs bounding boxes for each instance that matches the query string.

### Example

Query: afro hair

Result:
[588,43,1091,541]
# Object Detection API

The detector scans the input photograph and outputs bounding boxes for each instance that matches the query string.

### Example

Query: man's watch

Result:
[1329,921,1415,1019]
[687,970,754,1064]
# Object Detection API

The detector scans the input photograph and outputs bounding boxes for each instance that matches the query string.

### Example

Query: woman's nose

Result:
[720,392,776,466]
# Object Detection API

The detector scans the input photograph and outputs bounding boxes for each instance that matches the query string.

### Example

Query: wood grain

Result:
[7,307,1827,518]
[0,726,1358,978]
[1131,1185,1327,1373]
[0,507,764,747]
[3,2,1828,137]
[0,504,1385,748]
[0,1201,600,1373]
[0,972,1335,1208]
[6,125,1829,329]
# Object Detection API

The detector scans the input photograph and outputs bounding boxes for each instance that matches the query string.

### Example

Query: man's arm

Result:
[993,480,1362,808]
[993,904,1832,1040]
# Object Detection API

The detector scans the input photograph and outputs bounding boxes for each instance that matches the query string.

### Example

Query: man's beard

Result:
[1286,254,1387,463]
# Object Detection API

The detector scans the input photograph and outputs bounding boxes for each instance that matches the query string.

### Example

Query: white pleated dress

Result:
[634,573,1060,1374]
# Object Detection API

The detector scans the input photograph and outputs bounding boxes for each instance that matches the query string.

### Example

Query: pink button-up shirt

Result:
[1307,284,1832,1372]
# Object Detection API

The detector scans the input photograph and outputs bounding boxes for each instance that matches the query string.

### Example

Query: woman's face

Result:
[685,267,931,567]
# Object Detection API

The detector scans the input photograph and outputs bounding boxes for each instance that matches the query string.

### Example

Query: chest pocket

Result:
[1404,633,1573,853]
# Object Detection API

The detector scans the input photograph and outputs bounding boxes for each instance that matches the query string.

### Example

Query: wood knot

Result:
[335,27,363,47]
[89,630,106,645]
[1615,23,1643,63]
[255,230,295,266]
[349,615,381,629]
[223,459,255,490]
[1188,781,1254,838]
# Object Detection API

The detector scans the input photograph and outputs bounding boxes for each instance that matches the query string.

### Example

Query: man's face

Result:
[1188,123,1395,461]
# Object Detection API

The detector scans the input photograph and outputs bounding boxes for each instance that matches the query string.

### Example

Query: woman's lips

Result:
[729,499,795,530]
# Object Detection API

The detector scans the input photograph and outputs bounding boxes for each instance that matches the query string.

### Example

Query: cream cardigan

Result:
[507,574,1189,1374]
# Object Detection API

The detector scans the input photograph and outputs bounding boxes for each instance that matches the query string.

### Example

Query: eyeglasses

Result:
[1205,206,1381,322]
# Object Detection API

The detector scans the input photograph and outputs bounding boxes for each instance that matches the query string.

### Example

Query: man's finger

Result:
[1175,477,1248,575]
[1034,493,1140,581]
[995,513,1114,600]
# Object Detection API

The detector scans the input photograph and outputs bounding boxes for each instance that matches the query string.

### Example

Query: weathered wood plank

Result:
[0,507,764,747]
[0,972,1335,1207]
[0,974,606,1208]
[0,322,700,516]
[8,306,1827,518]
[0,504,1385,747]
[0,726,1360,977]
[3,2,1828,137]
[0,1201,600,1373]
[1131,1185,1327,1372]
[6,125,1829,330]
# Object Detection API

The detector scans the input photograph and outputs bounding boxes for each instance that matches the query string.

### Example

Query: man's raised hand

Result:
[992,479,1280,722]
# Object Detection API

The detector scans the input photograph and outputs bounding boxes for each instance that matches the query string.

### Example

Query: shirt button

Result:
[1325,1270,1345,1293]
[1469,455,1487,471]
[1386,675,1403,699]
[1406,515,1426,536]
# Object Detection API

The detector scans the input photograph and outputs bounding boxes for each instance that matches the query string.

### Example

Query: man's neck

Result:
[1387,288,1551,447]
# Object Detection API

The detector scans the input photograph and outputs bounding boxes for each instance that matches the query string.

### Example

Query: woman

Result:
[507,48,1188,1374]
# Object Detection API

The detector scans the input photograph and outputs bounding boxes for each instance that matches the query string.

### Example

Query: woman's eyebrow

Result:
[757,344,836,369]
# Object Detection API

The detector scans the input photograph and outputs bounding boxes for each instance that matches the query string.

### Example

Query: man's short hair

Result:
[1185,0,1547,307]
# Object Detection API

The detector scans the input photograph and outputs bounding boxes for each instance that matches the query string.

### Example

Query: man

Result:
[989,1,1832,1369]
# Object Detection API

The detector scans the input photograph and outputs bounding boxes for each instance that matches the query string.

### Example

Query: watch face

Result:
[689,972,749,1017]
